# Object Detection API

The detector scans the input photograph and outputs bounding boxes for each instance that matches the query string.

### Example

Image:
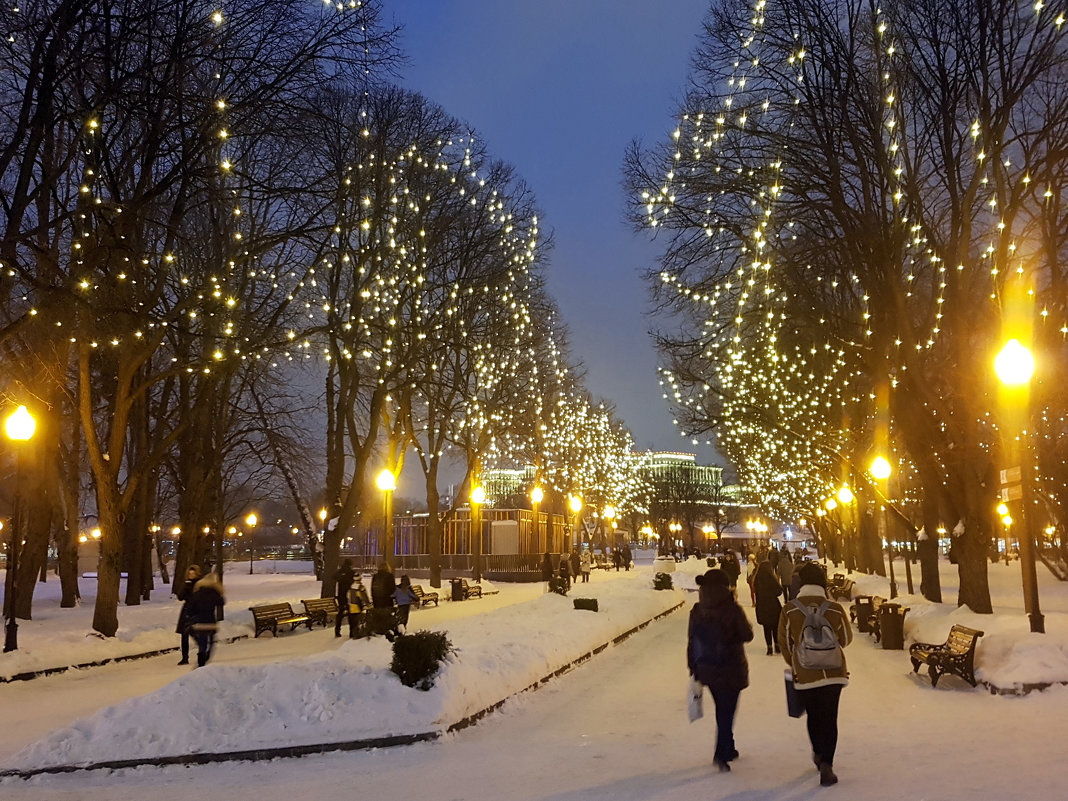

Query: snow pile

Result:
[6,571,682,770]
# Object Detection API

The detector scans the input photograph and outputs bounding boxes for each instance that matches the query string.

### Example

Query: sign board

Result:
[1000,467,1022,485]
[490,519,520,555]
[1000,484,1023,502]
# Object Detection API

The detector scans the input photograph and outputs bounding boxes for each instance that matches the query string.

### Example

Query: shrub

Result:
[390,630,453,690]
[653,572,673,590]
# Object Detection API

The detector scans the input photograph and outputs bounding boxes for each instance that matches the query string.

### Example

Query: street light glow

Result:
[836,486,855,504]
[376,469,396,492]
[4,406,36,441]
[870,456,892,480]
[569,495,583,513]
[994,338,1034,385]
[530,486,543,504]
[471,486,486,505]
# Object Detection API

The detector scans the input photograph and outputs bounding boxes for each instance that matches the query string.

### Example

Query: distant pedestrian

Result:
[175,564,202,665]
[558,555,572,591]
[541,551,554,592]
[580,549,592,583]
[394,574,419,629]
[777,550,796,601]
[334,559,356,638]
[622,544,632,571]
[185,572,224,667]
[719,550,741,589]
[687,569,754,772]
[753,560,783,655]
[570,549,581,581]
[778,562,853,787]
[612,548,622,571]
[745,553,758,605]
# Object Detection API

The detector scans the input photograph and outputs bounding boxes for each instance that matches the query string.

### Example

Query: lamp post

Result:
[569,494,583,551]
[4,405,36,652]
[869,457,898,598]
[530,486,543,554]
[245,513,258,574]
[995,338,1043,633]
[376,470,396,571]
[603,505,616,552]
[471,485,486,581]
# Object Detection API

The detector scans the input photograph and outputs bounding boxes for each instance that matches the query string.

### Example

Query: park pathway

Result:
[4,592,1066,801]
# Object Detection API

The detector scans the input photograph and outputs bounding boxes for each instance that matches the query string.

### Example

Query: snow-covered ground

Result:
[1,552,1067,799]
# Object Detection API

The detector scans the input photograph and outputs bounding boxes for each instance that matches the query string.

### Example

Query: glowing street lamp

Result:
[245,513,258,575]
[569,494,583,550]
[869,457,898,598]
[4,405,36,652]
[530,486,544,553]
[471,485,486,581]
[377,470,396,570]
[995,337,1043,633]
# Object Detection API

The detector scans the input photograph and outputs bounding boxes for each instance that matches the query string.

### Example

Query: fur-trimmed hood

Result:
[193,572,225,599]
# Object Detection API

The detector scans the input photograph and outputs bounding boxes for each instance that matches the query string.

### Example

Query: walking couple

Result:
[687,561,852,786]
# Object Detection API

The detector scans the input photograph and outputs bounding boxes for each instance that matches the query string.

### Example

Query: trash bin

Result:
[879,603,907,650]
[450,578,463,602]
[854,596,874,633]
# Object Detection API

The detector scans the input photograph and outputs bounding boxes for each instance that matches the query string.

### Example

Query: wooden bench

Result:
[460,579,482,599]
[909,624,985,687]
[301,597,339,627]
[249,602,312,637]
[828,574,855,602]
[410,585,439,607]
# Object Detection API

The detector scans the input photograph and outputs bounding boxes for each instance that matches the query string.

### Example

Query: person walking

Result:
[687,569,754,772]
[612,547,622,571]
[570,549,581,583]
[752,559,784,655]
[541,551,554,592]
[175,564,202,665]
[777,549,796,601]
[622,543,632,571]
[579,549,592,583]
[745,553,758,605]
[394,574,419,630]
[778,562,853,787]
[719,550,741,589]
[185,572,224,667]
[370,562,398,640]
[334,558,356,637]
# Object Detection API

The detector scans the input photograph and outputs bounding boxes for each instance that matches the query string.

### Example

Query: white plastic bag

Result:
[687,677,704,722]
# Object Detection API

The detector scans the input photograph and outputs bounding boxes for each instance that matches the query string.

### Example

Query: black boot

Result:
[819,763,838,786]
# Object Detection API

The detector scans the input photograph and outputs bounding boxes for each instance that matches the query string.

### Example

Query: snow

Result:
[1,552,1067,800]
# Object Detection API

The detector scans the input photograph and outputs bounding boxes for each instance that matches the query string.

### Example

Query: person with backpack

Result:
[777,561,853,787]
[687,568,754,773]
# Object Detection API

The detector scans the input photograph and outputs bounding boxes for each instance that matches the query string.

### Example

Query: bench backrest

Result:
[302,598,337,610]
[250,602,296,618]
[947,624,984,654]
[411,586,426,597]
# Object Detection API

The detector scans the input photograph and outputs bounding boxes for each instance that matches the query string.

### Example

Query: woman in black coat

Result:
[185,573,225,667]
[752,559,784,655]
[174,565,202,665]
[687,569,754,772]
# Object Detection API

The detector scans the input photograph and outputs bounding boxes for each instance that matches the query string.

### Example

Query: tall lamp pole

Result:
[471,485,486,581]
[4,405,36,653]
[376,470,396,571]
[869,458,897,598]
[995,338,1043,633]
[530,486,543,554]
[569,495,583,552]
[246,513,257,575]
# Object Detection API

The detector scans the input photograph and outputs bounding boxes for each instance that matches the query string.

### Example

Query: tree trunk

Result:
[92,497,124,637]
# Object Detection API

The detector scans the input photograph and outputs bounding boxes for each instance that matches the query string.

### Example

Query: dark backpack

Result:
[792,599,843,670]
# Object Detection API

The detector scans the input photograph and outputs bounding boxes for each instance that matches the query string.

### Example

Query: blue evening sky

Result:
[389,0,721,464]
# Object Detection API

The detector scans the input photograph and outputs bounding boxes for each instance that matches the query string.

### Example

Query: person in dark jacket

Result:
[175,564,202,665]
[334,559,356,637]
[569,549,581,582]
[371,563,395,608]
[185,572,224,667]
[621,544,632,571]
[541,552,554,592]
[558,555,571,591]
[778,562,853,787]
[687,568,754,772]
[718,550,741,588]
[752,559,784,655]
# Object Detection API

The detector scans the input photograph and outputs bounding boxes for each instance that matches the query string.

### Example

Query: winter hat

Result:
[696,569,730,588]
[797,561,827,588]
